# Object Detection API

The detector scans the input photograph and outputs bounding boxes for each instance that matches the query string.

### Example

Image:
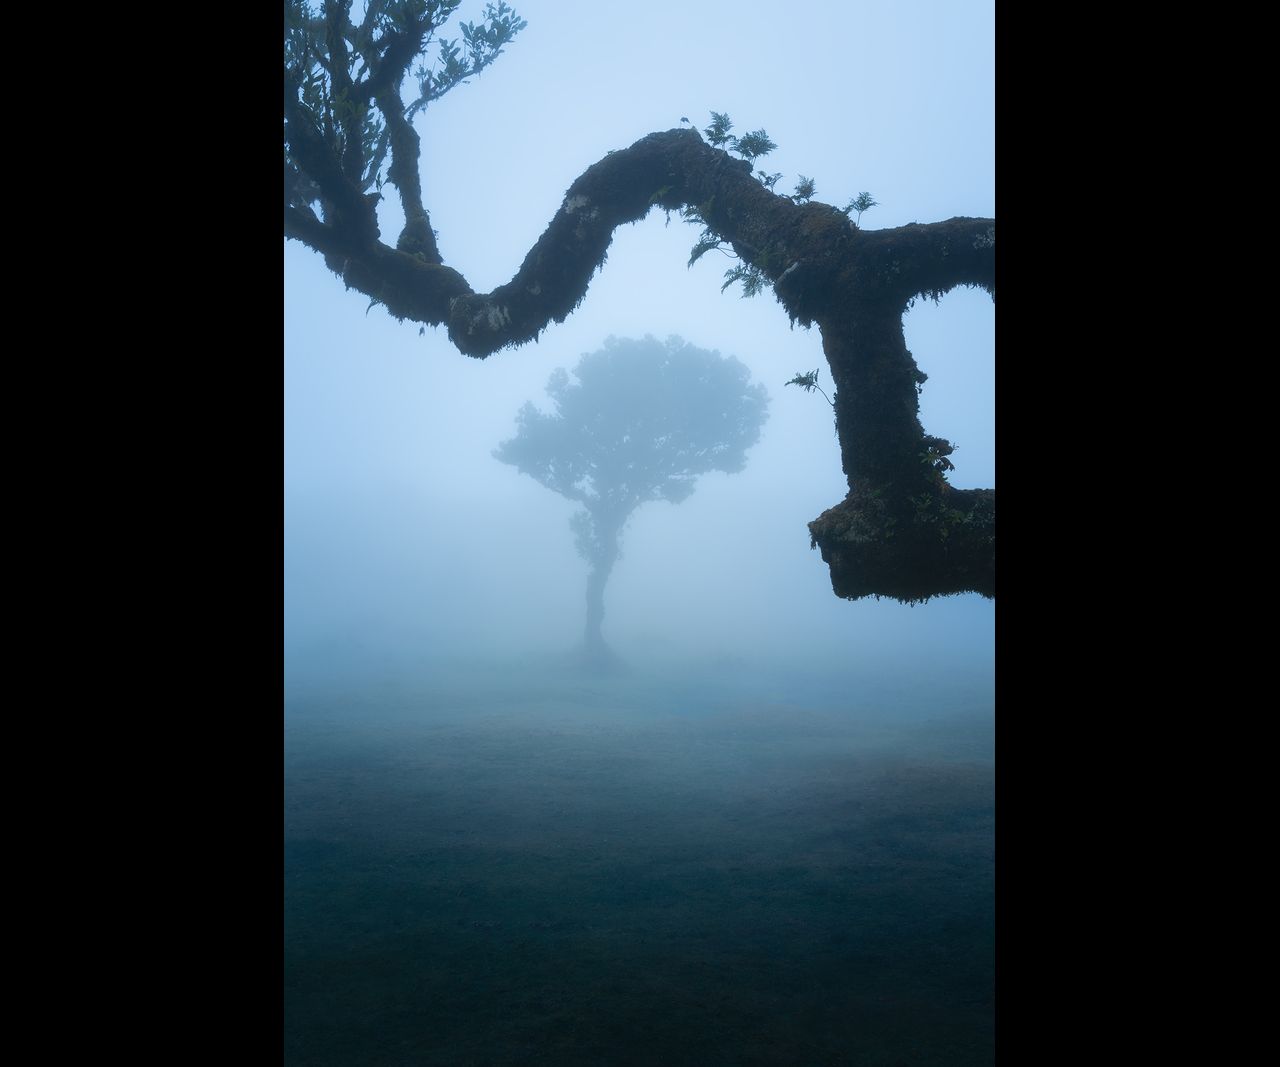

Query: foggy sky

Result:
[284,0,994,683]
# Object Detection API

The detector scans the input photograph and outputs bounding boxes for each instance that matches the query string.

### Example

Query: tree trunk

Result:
[583,557,613,664]
[582,525,620,667]
[810,299,995,601]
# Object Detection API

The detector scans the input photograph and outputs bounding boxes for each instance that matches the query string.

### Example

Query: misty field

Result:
[284,659,993,1066]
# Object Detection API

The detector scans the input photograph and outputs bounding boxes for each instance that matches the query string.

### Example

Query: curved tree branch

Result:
[284,89,381,247]
[285,123,995,602]
[373,58,439,259]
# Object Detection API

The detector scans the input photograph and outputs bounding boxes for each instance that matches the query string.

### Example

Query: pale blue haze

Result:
[284,0,994,680]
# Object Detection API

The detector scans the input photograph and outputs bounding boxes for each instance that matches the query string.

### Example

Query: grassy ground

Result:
[284,661,994,1065]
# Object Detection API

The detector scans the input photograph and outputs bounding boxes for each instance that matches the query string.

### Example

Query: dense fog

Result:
[285,1,994,1062]
[286,0,993,691]
[284,236,994,689]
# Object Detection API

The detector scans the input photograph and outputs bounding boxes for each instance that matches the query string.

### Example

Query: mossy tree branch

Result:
[284,6,994,603]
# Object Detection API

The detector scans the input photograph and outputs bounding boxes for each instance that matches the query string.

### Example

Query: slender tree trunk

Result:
[583,557,613,661]
[582,524,620,666]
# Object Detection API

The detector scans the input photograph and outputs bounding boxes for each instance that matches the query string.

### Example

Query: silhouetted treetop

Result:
[495,336,767,513]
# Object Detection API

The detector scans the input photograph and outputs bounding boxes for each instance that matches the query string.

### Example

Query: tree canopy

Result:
[494,336,767,514]
[284,0,995,604]
[495,335,767,662]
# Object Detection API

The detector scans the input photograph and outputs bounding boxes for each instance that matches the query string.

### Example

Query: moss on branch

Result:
[285,125,995,602]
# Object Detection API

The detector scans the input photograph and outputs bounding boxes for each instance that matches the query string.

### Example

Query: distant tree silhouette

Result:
[495,336,767,666]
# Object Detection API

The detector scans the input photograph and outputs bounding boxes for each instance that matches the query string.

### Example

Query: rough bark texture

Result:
[286,120,994,602]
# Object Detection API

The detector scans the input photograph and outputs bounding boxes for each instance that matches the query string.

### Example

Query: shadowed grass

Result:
[285,663,993,1066]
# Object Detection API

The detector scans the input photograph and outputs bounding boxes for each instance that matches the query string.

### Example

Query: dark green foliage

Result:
[720,263,768,299]
[842,191,879,224]
[699,111,776,163]
[683,113,876,300]
[921,434,956,476]
[686,231,726,268]
[702,111,734,148]
[410,1,526,118]
[284,0,526,204]
[785,368,834,406]
[683,113,787,299]
[732,129,777,162]
[791,175,816,203]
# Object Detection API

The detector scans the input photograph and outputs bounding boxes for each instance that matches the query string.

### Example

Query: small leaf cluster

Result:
[921,435,957,476]
[701,112,777,163]
[791,176,816,203]
[683,112,784,297]
[734,129,778,162]
[841,191,878,224]
[410,1,527,119]
[721,264,768,298]
[702,112,735,149]
[683,112,879,299]
[784,369,834,406]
